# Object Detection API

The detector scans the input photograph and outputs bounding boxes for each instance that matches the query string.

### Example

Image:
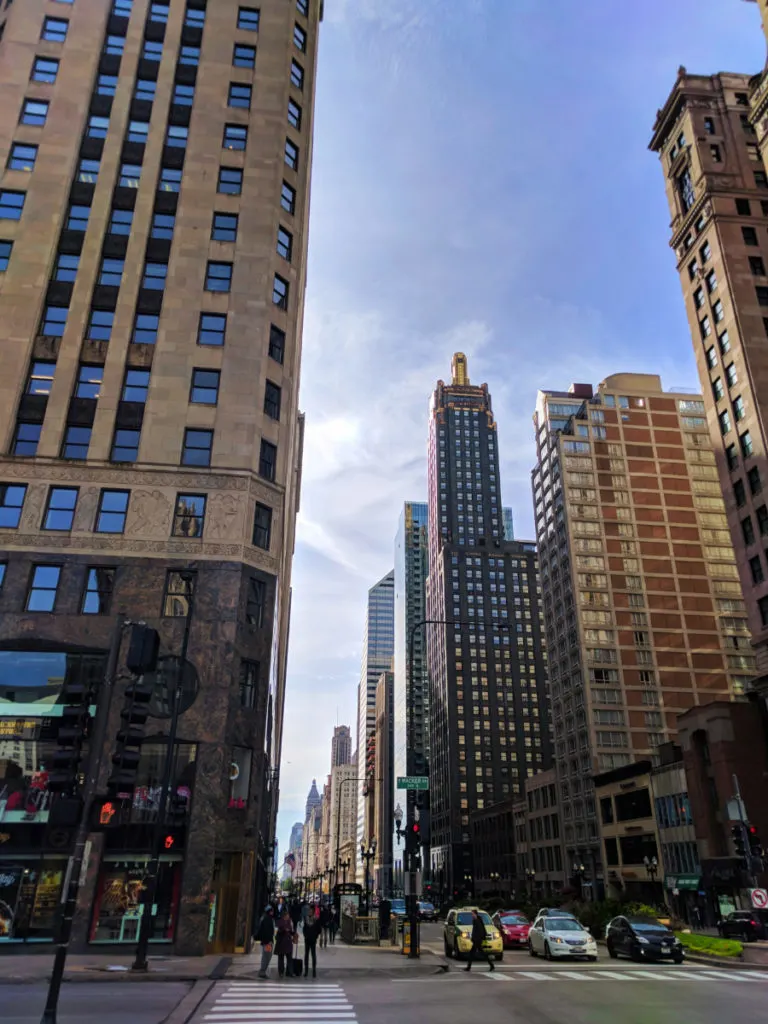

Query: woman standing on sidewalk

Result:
[275,907,296,977]
[255,906,275,979]
[303,909,322,977]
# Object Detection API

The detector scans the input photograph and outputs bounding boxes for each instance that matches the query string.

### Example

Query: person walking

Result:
[303,906,322,977]
[275,907,295,977]
[464,909,495,972]
[255,905,275,979]
[319,904,331,949]
[328,905,338,945]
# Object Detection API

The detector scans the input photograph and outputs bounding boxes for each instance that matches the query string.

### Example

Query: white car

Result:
[529,916,598,961]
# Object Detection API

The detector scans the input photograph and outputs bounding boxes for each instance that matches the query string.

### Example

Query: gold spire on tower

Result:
[451,353,469,385]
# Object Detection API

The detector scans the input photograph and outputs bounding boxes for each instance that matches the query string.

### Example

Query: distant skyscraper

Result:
[426,354,552,894]
[374,670,395,896]
[503,508,515,541]
[356,570,395,876]
[305,779,321,824]
[331,725,352,769]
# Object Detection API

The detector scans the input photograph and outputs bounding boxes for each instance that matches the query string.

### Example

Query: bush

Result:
[676,932,743,958]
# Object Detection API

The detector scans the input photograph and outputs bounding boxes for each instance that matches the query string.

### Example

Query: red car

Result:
[493,910,531,948]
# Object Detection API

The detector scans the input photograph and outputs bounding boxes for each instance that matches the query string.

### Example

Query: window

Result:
[283,99,302,137]
[77,158,100,184]
[272,274,288,309]
[750,555,764,584]
[105,35,126,56]
[713,299,724,322]
[735,479,747,508]
[252,502,272,549]
[756,171,768,189]
[736,92,749,106]
[162,571,195,617]
[96,490,129,533]
[150,212,175,239]
[710,144,721,163]
[53,252,79,282]
[239,660,259,708]
[276,226,292,260]
[233,44,256,68]
[737,198,751,216]
[133,313,159,343]
[281,181,296,214]
[758,504,768,536]
[678,168,694,212]
[268,324,285,363]
[246,576,266,626]
[41,305,68,337]
[760,595,768,627]
[693,286,704,309]
[742,516,755,546]
[749,466,762,495]
[205,261,232,292]
[0,484,27,528]
[108,207,133,235]
[705,346,717,369]
[700,315,711,338]
[111,0,131,12]
[218,167,242,195]
[172,82,194,106]
[75,365,103,399]
[185,5,206,27]
[142,261,168,290]
[704,116,715,134]
[212,212,238,241]
[181,429,213,466]
[110,428,140,462]
[290,60,304,90]
[165,125,188,149]
[172,494,206,537]
[726,363,738,388]
[143,40,163,61]
[712,377,724,401]
[223,123,247,150]
[726,443,739,471]
[734,395,746,421]
[0,191,25,221]
[190,368,220,404]
[705,269,717,293]
[61,426,91,459]
[749,143,763,162]
[31,57,59,83]
[42,17,69,42]
[751,255,766,276]
[97,73,118,97]
[259,439,277,481]
[126,120,149,144]
[122,368,150,403]
[149,1,169,22]
[43,487,78,531]
[719,330,731,355]
[743,226,758,245]
[86,309,114,341]
[0,240,12,272]
[284,138,298,170]
[198,312,226,346]
[26,566,61,612]
[238,7,260,30]
[67,203,90,231]
[179,45,200,66]
[87,115,110,138]
[82,567,115,615]
[136,78,157,102]
[8,142,38,169]
[159,166,182,192]
[99,257,124,287]
[228,83,252,109]
[741,431,754,458]
[293,23,306,51]
[700,241,712,262]
[719,409,732,435]
[264,380,281,419]
[12,424,39,458]
[26,361,55,395]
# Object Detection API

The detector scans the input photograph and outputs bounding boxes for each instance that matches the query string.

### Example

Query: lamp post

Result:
[326,866,335,903]
[360,840,377,915]
[489,871,500,895]
[573,861,586,900]
[644,855,658,901]
[463,873,473,899]
[340,858,351,887]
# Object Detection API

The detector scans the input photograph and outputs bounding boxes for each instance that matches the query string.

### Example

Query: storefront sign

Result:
[665,874,700,890]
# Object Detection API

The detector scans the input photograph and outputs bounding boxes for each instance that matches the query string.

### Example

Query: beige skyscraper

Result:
[0,0,321,953]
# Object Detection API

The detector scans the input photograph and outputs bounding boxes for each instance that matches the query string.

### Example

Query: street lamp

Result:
[340,858,351,887]
[394,804,404,845]
[489,871,500,894]
[463,873,473,897]
[644,855,658,895]
[326,866,335,902]
[360,840,377,915]
[573,862,586,899]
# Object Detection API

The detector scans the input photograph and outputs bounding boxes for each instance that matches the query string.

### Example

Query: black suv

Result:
[718,910,768,942]
[606,916,684,963]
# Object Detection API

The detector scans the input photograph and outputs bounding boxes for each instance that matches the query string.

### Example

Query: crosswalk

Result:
[481,967,768,985]
[200,982,357,1023]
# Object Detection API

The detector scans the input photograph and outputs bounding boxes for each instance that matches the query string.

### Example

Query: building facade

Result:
[426,354,552,895]
[0,0,321,954]
[330,724,352,770]
[533,373,752,899]
[328,760,357,880]
[373,670,394,896]
[355,569,394,881]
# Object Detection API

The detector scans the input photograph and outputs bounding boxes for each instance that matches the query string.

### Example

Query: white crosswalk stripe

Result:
[480,966,768,985]
[201,983,357,1024]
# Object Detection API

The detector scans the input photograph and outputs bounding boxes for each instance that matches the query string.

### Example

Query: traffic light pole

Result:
[41,617,128,1024]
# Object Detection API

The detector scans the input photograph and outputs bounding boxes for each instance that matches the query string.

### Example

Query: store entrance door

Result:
[206,853,242,954]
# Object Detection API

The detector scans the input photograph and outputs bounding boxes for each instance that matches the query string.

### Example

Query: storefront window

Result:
[90,859,182,943]
[0,859,66,942]
[130,742,197,822]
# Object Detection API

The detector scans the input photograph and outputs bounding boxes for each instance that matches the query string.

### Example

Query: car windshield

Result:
[500,914,528,925]
[420,902,434,910]
[392,901,405,911]
[456,912,473,925]
[631,921,666,933]
[546,919,584,932]
[456,911,492,926]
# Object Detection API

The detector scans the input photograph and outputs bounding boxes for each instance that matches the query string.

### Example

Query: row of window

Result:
[0,481,273,549]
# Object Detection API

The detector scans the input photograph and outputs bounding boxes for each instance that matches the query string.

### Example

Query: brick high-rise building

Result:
[533,373,752,899]
[426,354,552,896]
[0,0,321,953]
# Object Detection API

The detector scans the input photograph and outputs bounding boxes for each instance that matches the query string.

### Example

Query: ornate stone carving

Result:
[73,487,100,532]
[0,460,251,492]
[126,489,173,537]
[19,483,46,532]
[0,533,245,559]
[206,493,243,540]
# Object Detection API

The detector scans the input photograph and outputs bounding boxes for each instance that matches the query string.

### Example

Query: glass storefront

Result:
[0,857,66,942]
[89,859,182,944]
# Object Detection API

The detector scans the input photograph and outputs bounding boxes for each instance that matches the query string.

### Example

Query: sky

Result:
[276,0,765,855]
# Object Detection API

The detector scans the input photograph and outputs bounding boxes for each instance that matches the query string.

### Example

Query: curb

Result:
[160,980,215,1024]
[683,952,768,971]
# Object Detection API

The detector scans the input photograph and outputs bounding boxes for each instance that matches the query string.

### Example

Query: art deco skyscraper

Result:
[331,724,352,769]
[533,373,751,899]
[426,354,551,895]
[0,0,321,953]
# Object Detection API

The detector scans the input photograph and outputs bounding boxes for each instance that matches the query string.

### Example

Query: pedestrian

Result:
[275,906,295,977]
[290,899,302,931]
[255,905,275,979]
[328,905,338,945]
[464,909,495,973]
[319,904,331,948]
[301,900,312,927]
[303,906,323,977]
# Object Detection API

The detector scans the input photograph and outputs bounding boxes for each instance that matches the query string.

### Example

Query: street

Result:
[2,981,192,1024]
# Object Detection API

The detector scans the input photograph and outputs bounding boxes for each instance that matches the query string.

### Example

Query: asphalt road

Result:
[2,981,192,1024]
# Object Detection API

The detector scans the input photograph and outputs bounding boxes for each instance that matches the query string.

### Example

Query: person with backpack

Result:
[255,905,275,979]
[303,907,322,977]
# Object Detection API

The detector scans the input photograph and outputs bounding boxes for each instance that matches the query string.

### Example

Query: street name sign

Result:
[397,776,429,790]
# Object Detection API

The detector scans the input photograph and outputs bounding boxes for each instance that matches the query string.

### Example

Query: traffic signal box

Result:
[47,668,98,794]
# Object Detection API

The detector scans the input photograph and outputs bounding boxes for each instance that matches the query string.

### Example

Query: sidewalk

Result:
[229,937,445,980]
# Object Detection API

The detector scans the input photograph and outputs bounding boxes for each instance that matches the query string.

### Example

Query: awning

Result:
[665,874,700,890]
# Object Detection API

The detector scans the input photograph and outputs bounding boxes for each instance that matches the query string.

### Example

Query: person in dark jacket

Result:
[464,909,495,972]
[255,906,275,979]
[319,904,331,948]
[303,910,322,977]
[275,907,296,977]
[290,900,302,930]
[328,905,338,945]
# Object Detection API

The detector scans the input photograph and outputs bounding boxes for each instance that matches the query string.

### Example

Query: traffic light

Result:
[107,677,153,795]
[126,625,160,675]
[47,667,97,794]
[748,825,764,858]
[731,824,747,860]
[166,789,189,828]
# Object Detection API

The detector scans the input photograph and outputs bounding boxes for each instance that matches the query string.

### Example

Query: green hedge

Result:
[675,932,743,958]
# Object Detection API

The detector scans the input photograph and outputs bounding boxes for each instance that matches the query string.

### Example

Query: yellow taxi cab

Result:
[443,906,504,961]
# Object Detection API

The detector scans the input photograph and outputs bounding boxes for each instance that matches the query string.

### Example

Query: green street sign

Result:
[397,776,429,790]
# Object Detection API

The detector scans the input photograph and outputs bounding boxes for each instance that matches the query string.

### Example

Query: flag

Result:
[285,852,296,873]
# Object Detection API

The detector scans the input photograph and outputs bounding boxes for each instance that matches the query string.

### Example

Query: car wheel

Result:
[630,947,642,963]
[544,942,553,961]
[529,942,537,958]
[607,940,618,960]
[496,954,503,962]
[454,940,462,962]
[444,939,452,958]
[673,954,684,964]
[588,956,598,962]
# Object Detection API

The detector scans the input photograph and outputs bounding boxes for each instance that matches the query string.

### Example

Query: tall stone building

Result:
[0,0,321,953]
[330,724,352,769]
[373,669,394,896]
[533,373,751,898]
[426,354,552,896]
[328,759,357,879]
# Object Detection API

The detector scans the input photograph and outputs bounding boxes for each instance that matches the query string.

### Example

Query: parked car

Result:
[606,916,684,963]
[718,909,768,942]
[492,910,530,948]
[533,908,578,927]
[418,901,438,922]
[528,916,597,961]
[443,907,504,961]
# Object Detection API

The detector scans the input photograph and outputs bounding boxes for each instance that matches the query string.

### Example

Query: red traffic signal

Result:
[164,835,175,849]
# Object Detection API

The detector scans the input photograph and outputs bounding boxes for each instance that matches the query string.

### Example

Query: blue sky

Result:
[277,0,764,855]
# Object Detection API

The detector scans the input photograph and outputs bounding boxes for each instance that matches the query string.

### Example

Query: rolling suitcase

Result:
[292,957,303,977]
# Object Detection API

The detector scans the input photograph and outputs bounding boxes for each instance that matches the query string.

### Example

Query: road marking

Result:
[590,971,641,980]
[516,971,558,980]
[200,982,358,1024]
[485,972,513,981]
[555,971,599,980]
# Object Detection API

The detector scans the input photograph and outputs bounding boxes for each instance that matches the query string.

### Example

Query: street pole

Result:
[132,576,195,971]
[41,616,129,1024]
